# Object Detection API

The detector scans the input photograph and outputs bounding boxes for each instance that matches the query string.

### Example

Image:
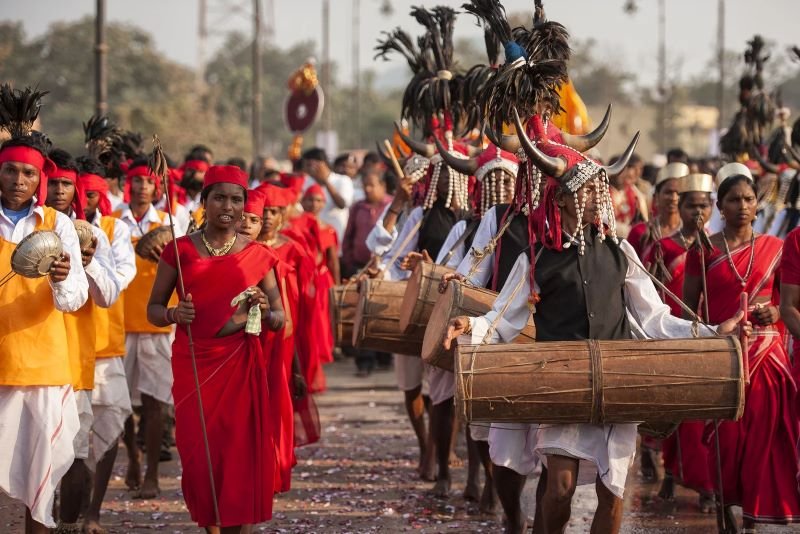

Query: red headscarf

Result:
[182,159,210,174]
[0,145,56,206]
[279,173,305,199]
[258,183,293,208]
[243,189,266,215]
[203,165,249,191]
[303,184,325,200]
[78,173,112,216]
[49,166,86,220]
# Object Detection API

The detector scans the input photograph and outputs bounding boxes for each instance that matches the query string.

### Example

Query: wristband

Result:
[388,207,402,216]
[168,307,177,324]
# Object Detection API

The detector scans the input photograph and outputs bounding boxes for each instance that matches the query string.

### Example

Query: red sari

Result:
[646,235,714,494]
[687,234,800,523]
[163,238,283,527]
[627,221,655,263]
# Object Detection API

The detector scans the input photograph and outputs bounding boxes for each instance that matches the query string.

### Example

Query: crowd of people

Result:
[3,1,800,534]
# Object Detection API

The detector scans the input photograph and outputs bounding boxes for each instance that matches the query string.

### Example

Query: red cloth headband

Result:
[125,165,163,202]
[303,184,325,199]
[182,159,210,173]
[50,167,85,220]
[0,145,56,206]
[257,183,292,208]
[78,173,112,216]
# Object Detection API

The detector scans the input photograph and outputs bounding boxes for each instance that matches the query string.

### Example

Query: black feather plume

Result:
[0,84,49,139]
[83,115,122,159]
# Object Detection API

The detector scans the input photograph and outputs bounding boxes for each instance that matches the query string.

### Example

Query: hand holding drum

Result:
[400,250,431,272]
[439,272,465,293]
[443,315,470,350]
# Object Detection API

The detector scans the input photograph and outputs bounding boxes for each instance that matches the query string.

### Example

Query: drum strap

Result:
[588,340,605,424]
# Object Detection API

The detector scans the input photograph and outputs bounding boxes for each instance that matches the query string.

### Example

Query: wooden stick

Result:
[383,139,405,179]
[150,136,221,527]
[740,292,750,385]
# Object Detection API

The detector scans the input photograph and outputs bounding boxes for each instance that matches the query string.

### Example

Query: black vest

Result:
[489,204,530,291]
[418,198,461,260]
[533,234,632,342]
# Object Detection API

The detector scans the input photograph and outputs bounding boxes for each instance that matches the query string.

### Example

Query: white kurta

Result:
[466,238,716,498]
[426,220,470,406]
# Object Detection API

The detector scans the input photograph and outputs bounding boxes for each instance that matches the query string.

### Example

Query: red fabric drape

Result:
[162,238,287,527]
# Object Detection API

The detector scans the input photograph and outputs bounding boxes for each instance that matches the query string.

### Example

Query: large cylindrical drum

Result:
[352,278,422,355]
[329,284,358,348]
[456,337,745,425]
[399,262,454,336]
[422,280,536,371]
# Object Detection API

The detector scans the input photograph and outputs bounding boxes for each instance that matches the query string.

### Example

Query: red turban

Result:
[203,165,249,191]
[259,183,292,208]
[78,173,112,216]
[243,189,266,215]
[279,173,305,197]
[0,145,56,206]
[49,166,85,220]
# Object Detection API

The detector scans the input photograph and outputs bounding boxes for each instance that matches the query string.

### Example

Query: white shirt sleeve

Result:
[468,252,532,343]
[619,239,717,339]
[366,203,401,256]
[384,206,423,282]
[110,219,137,291]
[84,226,121,308]
[455,206,498,287]
[435,220,467,266]
[51,212,89,312]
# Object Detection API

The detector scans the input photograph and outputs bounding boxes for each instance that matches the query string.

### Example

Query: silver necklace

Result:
[721,229,756,287]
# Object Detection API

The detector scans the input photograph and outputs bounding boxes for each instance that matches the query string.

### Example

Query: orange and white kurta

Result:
[0,201,87,527]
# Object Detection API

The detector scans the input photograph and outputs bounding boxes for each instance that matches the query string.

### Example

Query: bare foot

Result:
[657,474,675,501]
[134,478,160,499]
[432,477,451,498]
[448,451,463,468]
[82,518,106,534]
[463,477,480,502]
[699,493,715,514]
[478,481,498,515]
[418,447,436,482]
[125,460,141,491]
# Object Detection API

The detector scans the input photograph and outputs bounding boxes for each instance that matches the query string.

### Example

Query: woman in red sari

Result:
[627,162,687,263]
[645,174,715,511]
[684,173,800,530]
[148,166,286,533]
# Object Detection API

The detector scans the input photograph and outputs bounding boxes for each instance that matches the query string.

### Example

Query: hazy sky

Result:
[4,0,799,89]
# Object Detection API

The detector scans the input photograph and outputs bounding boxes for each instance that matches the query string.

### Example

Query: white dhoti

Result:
[393,353,428,394]
[0,385,80,527]
[425,364,454,406]
[73,389,94,460]
[124,332,173,406]
[469,422,491,442]
[89,357,132,467]
[488,421,637,499]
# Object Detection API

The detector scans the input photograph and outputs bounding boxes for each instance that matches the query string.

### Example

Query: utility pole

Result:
[264,0,275,44]
[716,0,725,130]
[252,0,262,161]
[352,0,361,147]
[198,0,207,91]
[657,0,666,154]
[94,0,107,115]
[322,0,332,134]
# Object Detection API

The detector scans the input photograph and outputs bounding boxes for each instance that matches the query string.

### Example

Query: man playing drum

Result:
[443,112,749,534]
[0,85,88,533]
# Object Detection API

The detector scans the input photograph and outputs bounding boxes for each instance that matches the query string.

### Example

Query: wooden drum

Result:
[422,280,536,371]
[352,279,422,355]
[456,337,745,425]
[399,262,454,337]
[329,284,358,348]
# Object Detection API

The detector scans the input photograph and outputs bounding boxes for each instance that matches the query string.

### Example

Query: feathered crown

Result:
[0,84,49,141]
[83,115,122,160]
[462,0,570,131]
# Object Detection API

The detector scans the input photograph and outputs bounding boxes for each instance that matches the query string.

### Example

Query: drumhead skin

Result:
[11,230,63,278]
[134,226,172,262]
[73,219,95,251]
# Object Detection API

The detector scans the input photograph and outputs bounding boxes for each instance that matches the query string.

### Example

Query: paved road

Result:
[1,359,795,532]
